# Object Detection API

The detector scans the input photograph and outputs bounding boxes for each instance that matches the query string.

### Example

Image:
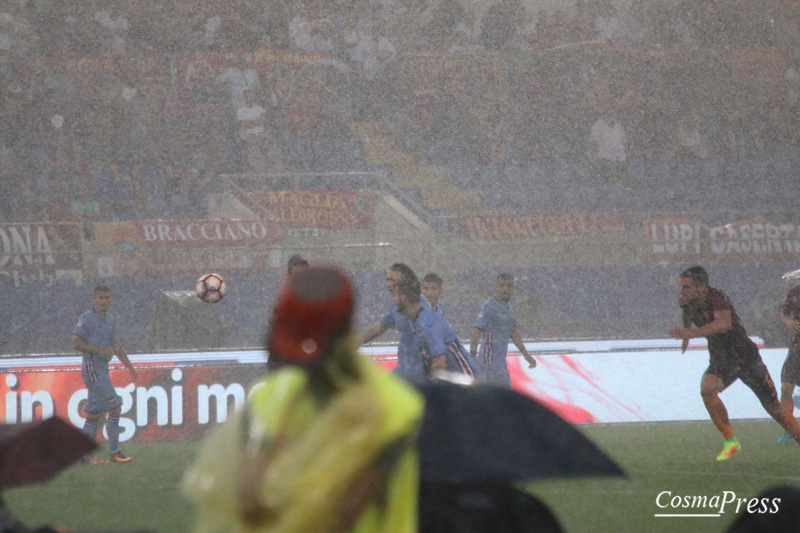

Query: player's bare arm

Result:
[71,334,113,360]
[511,326,536,368]
[114,342,138,380]
[670,309,733,341]
[469,326,482,357]
[429,354,447,373]
[779,310,800,335]
[360,321,389,345]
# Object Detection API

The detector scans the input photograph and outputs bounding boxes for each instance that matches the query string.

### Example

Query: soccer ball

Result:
[196,273,226,304]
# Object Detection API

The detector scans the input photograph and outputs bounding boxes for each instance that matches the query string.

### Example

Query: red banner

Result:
[459,213,625,239]
[96,219,281,276]
[247,190,374,229]
[0,222,83,287]
[1,364,266,442]
[645,217,800,263]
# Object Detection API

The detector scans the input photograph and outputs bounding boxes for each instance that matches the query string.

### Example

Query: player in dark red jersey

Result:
[777,284,800,443]
[669,266,800,461]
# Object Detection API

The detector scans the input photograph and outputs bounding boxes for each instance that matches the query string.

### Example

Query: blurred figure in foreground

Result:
[184,267,423,532]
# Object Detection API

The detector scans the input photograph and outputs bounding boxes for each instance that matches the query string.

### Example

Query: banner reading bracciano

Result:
[459,213,625,239]
[93,219,281,276]
[646,216,800,263]
[0,222,83,287]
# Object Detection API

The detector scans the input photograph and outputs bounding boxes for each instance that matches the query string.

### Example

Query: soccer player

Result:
[266,253,311,375]
[422,272,446,316]
[360,263,433,377]
[469,273,536,387]
[286,253,309,278]
[669,266,800,460]
[777,283,800,443]
[393,276,478,378]
[71,285,137,464]
[185,267,423,532]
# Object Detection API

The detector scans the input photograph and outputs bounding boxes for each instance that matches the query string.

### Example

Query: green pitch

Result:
[5,420,799,532]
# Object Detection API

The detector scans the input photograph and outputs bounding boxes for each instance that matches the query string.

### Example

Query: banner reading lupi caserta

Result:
[646,216,800,263]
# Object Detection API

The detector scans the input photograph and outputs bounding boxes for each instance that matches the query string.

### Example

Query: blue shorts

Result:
[84,378,123,413]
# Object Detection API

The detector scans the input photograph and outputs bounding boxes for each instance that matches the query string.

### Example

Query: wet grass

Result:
[5,420,799,532]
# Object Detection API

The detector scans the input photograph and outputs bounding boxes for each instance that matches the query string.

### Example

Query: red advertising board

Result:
[459,213,625,239]
[247,190,374,229]
[2,363,267,442]
[645,216,800,263]
[0,222,83,287]
[95,219,281,276]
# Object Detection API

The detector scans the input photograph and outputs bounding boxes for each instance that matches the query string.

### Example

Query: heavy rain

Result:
[1,0,800,531]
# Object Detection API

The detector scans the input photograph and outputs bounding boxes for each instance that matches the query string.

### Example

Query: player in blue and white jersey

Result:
[393,276,478,378]
[360,263,432,377]
[71,285,137,464]
[469,273,536,387]
[422,272,446,317]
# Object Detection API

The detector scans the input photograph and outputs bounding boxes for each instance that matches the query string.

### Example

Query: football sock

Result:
[704,396,735,440]
[82,420,99,442]
[106,413,120,453]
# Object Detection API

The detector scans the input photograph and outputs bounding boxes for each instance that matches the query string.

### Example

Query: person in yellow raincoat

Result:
[184,266,424,533]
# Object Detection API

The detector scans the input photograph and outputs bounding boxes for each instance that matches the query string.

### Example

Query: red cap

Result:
[267,267,354,365]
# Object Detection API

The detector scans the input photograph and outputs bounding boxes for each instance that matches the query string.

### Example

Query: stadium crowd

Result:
[2,0,799,224]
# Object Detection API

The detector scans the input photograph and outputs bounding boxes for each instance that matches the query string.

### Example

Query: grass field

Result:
[5,419,799,532]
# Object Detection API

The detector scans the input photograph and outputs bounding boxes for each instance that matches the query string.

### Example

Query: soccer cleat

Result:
[81,455,108,465]
[777,431,794,443]
[716,438,741,461]
[110,451,133,463]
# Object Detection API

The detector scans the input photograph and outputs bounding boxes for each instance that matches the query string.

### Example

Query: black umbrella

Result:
[0,417,97,489]
[415,379,624,483]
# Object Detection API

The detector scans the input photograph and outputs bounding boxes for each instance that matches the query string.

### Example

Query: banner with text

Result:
[1,364,265,442]
[247,189,374,229]
[1,339,789,444]
[0,222,83,287]
[645,217,800,263]
[94,219,281,276]
[459,213,625,239]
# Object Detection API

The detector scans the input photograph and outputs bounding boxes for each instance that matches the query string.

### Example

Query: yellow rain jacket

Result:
[184,337,423,533]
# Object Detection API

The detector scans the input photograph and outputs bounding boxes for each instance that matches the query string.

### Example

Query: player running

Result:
[669,266,800,460]
[777,283,800,443]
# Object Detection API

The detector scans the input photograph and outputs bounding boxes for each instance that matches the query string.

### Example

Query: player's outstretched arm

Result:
[360,321,388,346]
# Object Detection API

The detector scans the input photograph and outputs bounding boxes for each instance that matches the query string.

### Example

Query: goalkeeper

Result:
[184,266,424,532]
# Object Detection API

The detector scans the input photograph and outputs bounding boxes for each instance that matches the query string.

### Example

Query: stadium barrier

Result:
[1,338,796,444]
